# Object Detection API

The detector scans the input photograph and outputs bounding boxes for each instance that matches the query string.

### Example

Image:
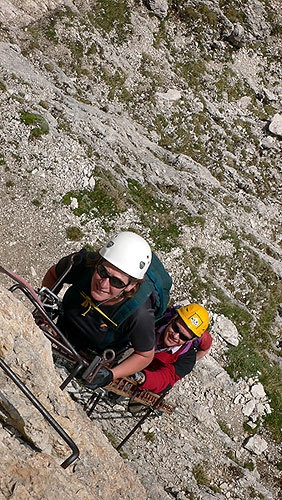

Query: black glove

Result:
[84,367,113,390]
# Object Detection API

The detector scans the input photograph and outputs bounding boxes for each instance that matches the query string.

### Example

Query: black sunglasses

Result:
[171,319,192,342]
[96,263,130,289]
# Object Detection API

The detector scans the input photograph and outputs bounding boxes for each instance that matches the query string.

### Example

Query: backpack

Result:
[111,252,172,328]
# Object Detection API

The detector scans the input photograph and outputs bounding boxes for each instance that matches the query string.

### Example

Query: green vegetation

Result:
[244,460,255,471]
[88,0,132,43]
[170,2,218,31]
[103,430,117,447]
[248,486,264,499]
[20,111,49,137]
[143,430,155,443]
[214,66,253,101]
[192,463,210,486]
[63,177,124,220]
[177,57,207,91]
[66,226,84,241]
[32,199,41,207]
[138,53,164,91]
[57,115,73,136]
[101,67,132,102]
[0,154,6,166]
[62,174,183,251]
[189,247,206,265]
[0,81,7,92]
[127,179,182,250]
[218,420,232,437]
[183,237,282,442]
[152,106,212,164]
[39,100,49,110]
[243,420,260,435]
[218,0,248,24]
[103,430,128,459]
[6,180,14,188]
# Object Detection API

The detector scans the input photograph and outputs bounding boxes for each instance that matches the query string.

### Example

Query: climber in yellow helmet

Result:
[130,303,212,395]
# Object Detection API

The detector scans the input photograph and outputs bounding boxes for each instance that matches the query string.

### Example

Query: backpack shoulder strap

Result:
[111,274,154,328]
[111,252,172,327]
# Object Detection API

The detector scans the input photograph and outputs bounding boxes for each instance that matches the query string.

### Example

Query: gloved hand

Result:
[84,367,113,390]
[130,371,146,385]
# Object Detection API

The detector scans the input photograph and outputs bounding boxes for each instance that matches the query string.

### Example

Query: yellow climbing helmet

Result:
[177,303,209,337]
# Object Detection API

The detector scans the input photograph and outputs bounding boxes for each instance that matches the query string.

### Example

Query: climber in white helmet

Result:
[42,231,156,389]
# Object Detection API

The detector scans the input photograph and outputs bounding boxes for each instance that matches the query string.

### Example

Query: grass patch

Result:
[176,56,207,91]
[88,0,132,44]
[32,199,41,207]
[220,228,241,250]
[6,180,14,188]
[215,285,282,441]
[62,174,183,250]
[127,179,182,250]
[244,460,255,471]
[143,430,155,443]
[218,420,232,437]
[62,182,122,219]
[0,154,6,166]
[101,66,132,103]
[20,111,49,137]
[218,0,248,24]
[185,243,281,443]
[189,247,206,265]
[247,486,264,499]
[192,463,210,486]
[171,2,218,32]
[214,66,252,101]
[66,226,84,241]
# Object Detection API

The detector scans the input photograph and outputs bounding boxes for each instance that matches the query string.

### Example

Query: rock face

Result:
[0,286,147,499]
[0,0,72,26]
[0,0,281,499]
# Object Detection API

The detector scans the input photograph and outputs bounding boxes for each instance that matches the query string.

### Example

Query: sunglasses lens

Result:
[171,320,179,334]
[96,264,127,289]
[97,264,107,279]
[110,276,126,289]
[171,320,189,341]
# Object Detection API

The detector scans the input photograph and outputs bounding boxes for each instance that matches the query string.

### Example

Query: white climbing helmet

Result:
[99,231,152,279]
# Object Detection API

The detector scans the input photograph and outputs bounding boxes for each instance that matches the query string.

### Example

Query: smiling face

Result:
[162,316,195,348]
[91,260,136,304]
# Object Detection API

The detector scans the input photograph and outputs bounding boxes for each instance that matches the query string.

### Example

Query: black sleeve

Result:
[55,248,98,284]
[173,348,197,379]
[122,299,156,352]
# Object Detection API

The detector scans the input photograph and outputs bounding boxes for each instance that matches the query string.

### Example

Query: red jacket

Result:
[139,330,212,394]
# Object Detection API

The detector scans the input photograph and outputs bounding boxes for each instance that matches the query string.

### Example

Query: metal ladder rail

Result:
[116,391,168,451]
[7,282,89,389]
[0,357,79,469]
[0,261,88,388]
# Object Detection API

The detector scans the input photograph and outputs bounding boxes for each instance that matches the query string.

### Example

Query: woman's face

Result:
[163,316,195,347]
[91,260,136,303]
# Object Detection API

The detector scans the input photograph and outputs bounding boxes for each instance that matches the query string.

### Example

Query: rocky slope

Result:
[0,1,281,499]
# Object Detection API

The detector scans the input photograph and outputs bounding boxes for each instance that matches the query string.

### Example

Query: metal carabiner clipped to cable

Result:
[81,349,115,383]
